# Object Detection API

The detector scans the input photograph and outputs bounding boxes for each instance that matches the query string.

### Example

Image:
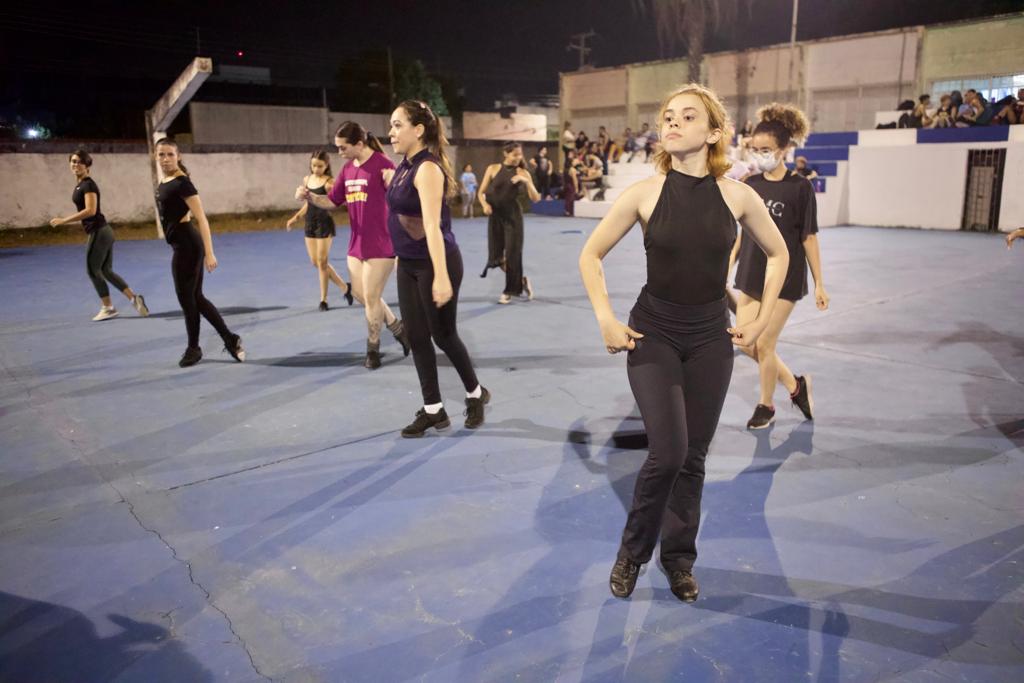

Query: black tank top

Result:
[485,165,523,214]
[305,182,333,227]
[644,170,736,305]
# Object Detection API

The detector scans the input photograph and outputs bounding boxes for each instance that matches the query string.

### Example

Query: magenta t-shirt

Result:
[328,151,396,260]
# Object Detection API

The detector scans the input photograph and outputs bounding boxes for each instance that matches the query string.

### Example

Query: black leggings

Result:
[170,223,233,349]
[86,225,129,299]
[619,288,734,573]
[397,249,479,405]
[486,208,525,296]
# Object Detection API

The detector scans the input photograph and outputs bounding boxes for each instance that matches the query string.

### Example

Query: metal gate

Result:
[961,149,1006,232]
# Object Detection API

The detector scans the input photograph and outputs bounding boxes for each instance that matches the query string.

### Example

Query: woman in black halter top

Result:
[579,84,790,603]
[478,142,541,303]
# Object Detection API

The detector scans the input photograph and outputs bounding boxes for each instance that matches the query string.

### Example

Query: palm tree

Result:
[634,0,746,83]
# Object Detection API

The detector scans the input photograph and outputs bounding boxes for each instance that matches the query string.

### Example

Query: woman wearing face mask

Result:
[287,149,354,312]
[478,141,542,303]
[729,103,829,430]
[50,149,149,321]
[302,122,410,369]
[385,101,488,437]
[580,83,789,603]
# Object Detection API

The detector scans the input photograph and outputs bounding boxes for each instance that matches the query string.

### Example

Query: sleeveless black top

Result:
[484,164,523,216]
[644,171,736,305]
[305,182,334,230]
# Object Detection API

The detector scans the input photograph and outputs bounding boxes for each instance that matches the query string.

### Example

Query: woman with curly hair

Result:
[729,103,830,429]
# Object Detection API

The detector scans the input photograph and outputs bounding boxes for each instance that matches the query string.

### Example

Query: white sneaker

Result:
[497,293,512,305]
[92,307,119,321]
[132,295,150,317]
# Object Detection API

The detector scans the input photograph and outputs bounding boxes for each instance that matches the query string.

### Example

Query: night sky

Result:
[2,0,1022,138]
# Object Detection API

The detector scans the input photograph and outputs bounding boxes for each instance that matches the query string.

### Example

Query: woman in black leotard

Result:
[286,149,353,311]
[579,84,789,603]
[477,142,541,303]
[154,138,245,368]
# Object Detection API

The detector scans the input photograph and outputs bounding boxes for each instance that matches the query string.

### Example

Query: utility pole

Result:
[787,0,799,103]
[567,30,597,71]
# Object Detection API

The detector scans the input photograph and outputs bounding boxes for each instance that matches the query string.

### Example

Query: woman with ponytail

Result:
[287,149,354,312]
[729,103,830,430]
[154,138,245,367]
[303,121,409,369]
[384,100,488,437]
[477,141,541,303]
[579,83,789,603]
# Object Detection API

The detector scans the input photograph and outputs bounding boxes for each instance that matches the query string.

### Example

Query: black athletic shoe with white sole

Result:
[790,375,813,420]
[746,404,775,430]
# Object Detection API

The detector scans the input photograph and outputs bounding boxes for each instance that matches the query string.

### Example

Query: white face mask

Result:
[751,151,781,173]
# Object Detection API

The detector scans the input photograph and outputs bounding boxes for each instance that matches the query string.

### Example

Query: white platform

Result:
[573,160,656,219]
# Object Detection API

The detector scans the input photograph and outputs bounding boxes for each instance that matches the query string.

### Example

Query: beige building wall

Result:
[920,14,1024,88]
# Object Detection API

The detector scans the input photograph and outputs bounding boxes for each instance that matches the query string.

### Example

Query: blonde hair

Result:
[653,83,732,178]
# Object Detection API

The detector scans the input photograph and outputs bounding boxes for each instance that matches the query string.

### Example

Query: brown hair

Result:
[396,100,457,200]
[69,149,93,167]
[334,121,385,154]
[501,141,527,170]
[753,103,810,149]
[309,149,333,178]
[652,83,732,178]
[154,137,190,177]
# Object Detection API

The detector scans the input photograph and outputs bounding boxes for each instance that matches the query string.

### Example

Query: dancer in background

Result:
[478,142,542,303]
[730,103,829,429]
[154,139,245,368]
[287,150,354,311]
[303,122,409,369]
[50,149,148,321]
[528,146,553,200]
[385,100,488,437]
[580,84,788,603]
[459,163,478,218]
[563,149,581,217]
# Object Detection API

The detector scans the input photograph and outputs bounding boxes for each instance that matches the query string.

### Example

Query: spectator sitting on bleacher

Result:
[992,88,1024,125]
[580,143,606,200]
[575,130,589,154]
[933,94,956,128]
[956,90,980,126]
[623,127,640,161]
[794,156,818,179]
[957,91,996,127]
[950,90,964,113]
[597,126,622,164]
[901,94,933,128]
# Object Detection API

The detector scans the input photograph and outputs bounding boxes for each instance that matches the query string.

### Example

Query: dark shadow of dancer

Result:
[148,305,288,319]
[0,591,213,682]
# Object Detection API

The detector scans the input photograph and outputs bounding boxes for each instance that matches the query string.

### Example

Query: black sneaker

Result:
[179,346,202,367]
[401,408,451,438]
[319,300,329,312]
[225,334,246,362]
[669,569,699,602]
[364,341,381,370]
[609,556,641,598]
[464,387,491,429]
[388,319,411,357]
[790,375,814,420]
[344,282,354,306]
[746,404,775,430]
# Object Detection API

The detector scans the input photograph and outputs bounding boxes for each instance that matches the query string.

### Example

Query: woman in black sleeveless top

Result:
[154,139,245,368]
[286,149,353,311]
[579,84,789,603]
[478,142,541,303]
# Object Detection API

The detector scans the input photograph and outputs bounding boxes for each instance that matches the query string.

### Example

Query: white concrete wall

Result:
[327,112,454,141]
[1,152,315,228]
[1000,145,1024,232]
[190,102,329,145]
[920,15,1024,89]
[462,112,547,141]
[807,32,917,90]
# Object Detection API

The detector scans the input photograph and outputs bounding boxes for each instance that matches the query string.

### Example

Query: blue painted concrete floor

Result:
[1,217,1022,682]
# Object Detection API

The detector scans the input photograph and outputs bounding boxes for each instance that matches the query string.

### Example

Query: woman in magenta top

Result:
[304,121,409,369]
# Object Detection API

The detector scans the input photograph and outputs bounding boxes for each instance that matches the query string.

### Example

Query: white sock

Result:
[424,402,444,415]
[466,385,482,399]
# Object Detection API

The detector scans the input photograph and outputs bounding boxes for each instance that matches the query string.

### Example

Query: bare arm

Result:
[514,168,542,202]
[803,232,830,310]
[413,162,452,307]
[579,180,648,353]
[50,192,97,226]
[183,194,219,272]
[477,164,498,213]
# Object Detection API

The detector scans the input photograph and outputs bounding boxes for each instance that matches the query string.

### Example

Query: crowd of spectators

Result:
[895,88,1024,129]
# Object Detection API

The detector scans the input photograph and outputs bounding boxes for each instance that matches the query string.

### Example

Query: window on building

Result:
[932,73,1024,103]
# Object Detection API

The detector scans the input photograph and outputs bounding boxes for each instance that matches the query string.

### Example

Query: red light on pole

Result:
[236,50,244,57]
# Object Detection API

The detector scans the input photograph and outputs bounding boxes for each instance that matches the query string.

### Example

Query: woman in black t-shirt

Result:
[50,149,148,321]
[154,138,245,368]
[728,103,830,430]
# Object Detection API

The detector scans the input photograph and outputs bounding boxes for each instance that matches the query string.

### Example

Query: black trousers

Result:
[619,288,734,572]
[170,223,233,349]
[86,224,129,298]
[397,249,479,405]
[486,207,525,296]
